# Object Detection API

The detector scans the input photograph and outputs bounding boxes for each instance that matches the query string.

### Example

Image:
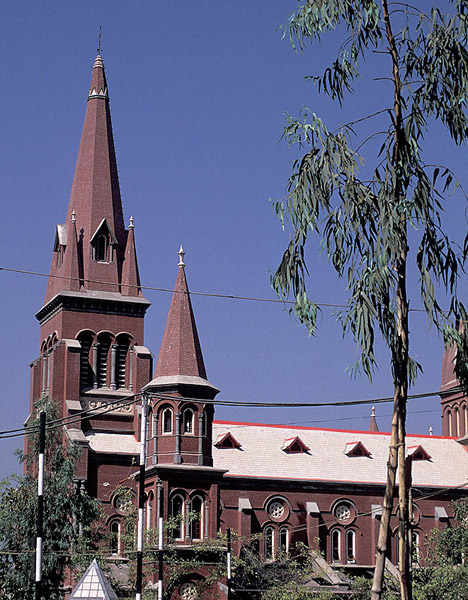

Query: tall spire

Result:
[44,54,127,303]
[154,248,207,379]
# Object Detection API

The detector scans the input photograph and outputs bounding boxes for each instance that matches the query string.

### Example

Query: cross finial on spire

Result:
[71,210,76,223]
[178,245,185,267]
[129,216,134,229]
[97,26,102,55]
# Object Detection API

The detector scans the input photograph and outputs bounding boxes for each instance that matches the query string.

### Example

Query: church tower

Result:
[28,55,152,489]
[440,342,468,438]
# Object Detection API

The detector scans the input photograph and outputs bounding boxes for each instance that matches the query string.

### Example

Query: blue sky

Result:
[1,1,467,479]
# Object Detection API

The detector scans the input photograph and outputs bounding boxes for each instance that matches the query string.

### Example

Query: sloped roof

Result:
[85,432,139,455]
[69,558,118,600]
[212,421,468,489]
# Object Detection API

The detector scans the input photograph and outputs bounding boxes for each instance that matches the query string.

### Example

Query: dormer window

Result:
[407,445,431,461]
[281,436,309,454]
[96,234,108,262]
[90,218,117,264]
[214,432,242,449]
[344,441,372,458]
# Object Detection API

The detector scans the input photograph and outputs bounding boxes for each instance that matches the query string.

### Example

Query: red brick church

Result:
[26,54,468,597]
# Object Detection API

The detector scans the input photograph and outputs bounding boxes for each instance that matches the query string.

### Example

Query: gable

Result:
[282,436,310,454]
[214,432,241,449]
[407,445,431,461]
[344,441,372,458]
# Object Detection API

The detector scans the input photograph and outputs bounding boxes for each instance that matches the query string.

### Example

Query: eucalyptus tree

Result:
[272,1,468,598]
[0,400,101,600]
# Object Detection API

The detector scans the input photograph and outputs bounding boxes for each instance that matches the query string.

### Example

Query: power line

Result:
[0,265,434,312]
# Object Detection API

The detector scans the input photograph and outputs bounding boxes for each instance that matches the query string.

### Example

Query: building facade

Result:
[26,55,468,598]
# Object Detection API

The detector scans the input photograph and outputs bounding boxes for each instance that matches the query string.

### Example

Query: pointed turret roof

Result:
[44,54,128,304]
[368,406,379,432]
[144,248,219,395]
[121,216,142,296]
[156,246,207,378]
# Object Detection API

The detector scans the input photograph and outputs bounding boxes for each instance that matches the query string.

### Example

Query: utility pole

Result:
[158,514,164,600]
[35,411,46,600]
[227,528,232,600]
[136,395,148,600]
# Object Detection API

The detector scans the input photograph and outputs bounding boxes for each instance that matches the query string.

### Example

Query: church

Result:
[26,54,468,597]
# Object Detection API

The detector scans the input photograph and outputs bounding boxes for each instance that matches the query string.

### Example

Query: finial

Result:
[97,26,102,55]
[429,426,433,436]
[129,216,134,229]
[178,245,185,267]
[371,406,376,417]
[71,210,76,223]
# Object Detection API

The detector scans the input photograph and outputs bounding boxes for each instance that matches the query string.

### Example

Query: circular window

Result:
[113,489,135,515]
[334,502,355,524]
[266,497,289,522]
[180,582,198,600]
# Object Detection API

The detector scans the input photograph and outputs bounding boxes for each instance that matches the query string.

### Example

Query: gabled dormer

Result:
[90,218,118,264]
[282,436,310,454]
[407,445,431,461]
[215,432,242,449]
[344,441,372,458]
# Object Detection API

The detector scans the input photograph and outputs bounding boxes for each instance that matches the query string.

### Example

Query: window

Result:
[96,234,108,262]
[190,496,203,540]
[109,520,121,554]
[183,408,194,434]
[331,529,341,563]
[346,530,356,563]
[116,337,130,389]
[146,493,153,530]
[412,531,420,564]
[170,494,185,540]
[97,336,111,388]
[279,527,289,554]
[162,408,173,434]
[179,582,198,600]
[448,410,453,436]
[214,432,241,449]
[264,526,274,560]
[77,332,94,390]
[456,407,461,437]
[333,500,355,524]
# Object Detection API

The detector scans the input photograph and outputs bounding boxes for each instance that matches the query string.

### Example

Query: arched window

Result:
[264,526,274,560]
[109,520,121,554]
[448,410,453,436]
[183,408,194,434]
[96,234,108,262]
[464,405,468,437]
[455,407,460,437]
[116,336,130,389]
[412,531,420,565]
[170,494,185,540]
[77,332,94,390]
[97,335,111,388]
[331,529,341,563]
[146,493,153,530]
[279,527,289,554]
[191,496,204,540]
[162,408,173,434]
[346,530,356,563]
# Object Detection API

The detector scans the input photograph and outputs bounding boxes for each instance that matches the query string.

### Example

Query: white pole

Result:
[135,396,148,600]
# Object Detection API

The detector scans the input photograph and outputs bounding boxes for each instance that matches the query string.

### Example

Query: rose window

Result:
[334,503,352,522]
[268,500,285,520]
[180,582,198,600]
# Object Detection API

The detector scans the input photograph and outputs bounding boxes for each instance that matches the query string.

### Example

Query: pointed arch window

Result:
[264,527,274,560]
[90,218,117,264]
[279,527,289,554]
[170,494,185,540]
[77,332,94,390]
[96,234,108,262]
[183,408,194,434]
[162,408,173,434]
[116,335,130,389]
[346,530,356,563]
[448,410,453,436]
[109,520,121,554]
[190,496,204,540]
[331,529,341,563]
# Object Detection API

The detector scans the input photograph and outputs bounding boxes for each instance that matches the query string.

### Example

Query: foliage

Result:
[272,0,468,382]
[0,399,101,600]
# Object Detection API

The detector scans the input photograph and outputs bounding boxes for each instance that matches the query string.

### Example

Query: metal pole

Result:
[136,396,148,600]
[227,527,232,600]
[35,411,46,600]
[158,516,164,600]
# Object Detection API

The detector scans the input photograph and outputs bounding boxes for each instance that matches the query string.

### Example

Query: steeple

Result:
[44,54,128,304]
[153,246,209,381]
